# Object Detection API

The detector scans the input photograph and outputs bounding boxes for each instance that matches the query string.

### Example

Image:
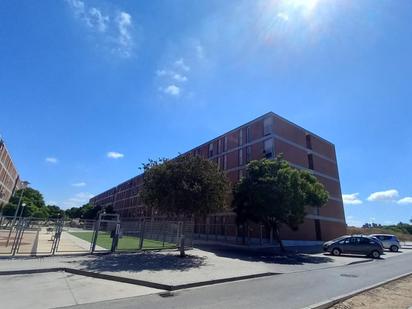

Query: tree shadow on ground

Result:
[194,245,334,265]
[72,251,206,273]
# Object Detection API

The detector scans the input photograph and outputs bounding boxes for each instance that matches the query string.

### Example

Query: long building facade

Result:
[0,138,21,210]
[90,112,346,241]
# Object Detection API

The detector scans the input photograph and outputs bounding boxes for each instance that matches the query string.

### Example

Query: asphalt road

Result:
[64,251,412,309]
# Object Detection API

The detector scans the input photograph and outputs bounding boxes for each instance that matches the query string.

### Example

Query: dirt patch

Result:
[330,274,412,309]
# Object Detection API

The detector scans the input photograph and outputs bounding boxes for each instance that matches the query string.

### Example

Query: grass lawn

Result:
[69,231,176,251]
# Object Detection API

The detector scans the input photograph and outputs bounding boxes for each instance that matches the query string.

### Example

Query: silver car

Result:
[370,234,401,252]
[323,235,383,258]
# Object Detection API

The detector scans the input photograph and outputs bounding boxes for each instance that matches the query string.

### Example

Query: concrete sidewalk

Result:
[2,247,410,288]
[0,272,162,309]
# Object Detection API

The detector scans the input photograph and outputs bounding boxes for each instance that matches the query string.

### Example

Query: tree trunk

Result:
[273,223,286,253]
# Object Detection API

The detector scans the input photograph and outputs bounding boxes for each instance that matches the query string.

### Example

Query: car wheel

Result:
[371,250,380,259]
[331,248,341,256]
[390,245,399,252]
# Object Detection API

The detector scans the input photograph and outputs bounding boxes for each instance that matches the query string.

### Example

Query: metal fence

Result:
[193,223,275,246]
[0,215,193,257]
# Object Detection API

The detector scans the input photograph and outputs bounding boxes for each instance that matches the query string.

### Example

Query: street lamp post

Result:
[18,203,26,220]
[6,181,30,247]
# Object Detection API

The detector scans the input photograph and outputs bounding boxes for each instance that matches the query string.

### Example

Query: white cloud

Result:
[397,197,412,205]
[62,192,94,209]
[277,12,289,22]
[66,1,134,58]
[107,151,124,159]
[174,58,190,72]
[367,189,399,202]
[66,0,109,32]
[342,193,362,205]
[173,73,188,82]
[87,7,109,32]
[156,69,169,76]
[156,42,204,97]
[72,182,87,187]
[195,44,204,59]
[66,0,85,16]
[115,11,133,57]
[164,85,181,96]
[45,157,58,164]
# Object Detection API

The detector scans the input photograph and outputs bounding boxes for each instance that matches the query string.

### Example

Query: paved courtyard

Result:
[1,246,411,287]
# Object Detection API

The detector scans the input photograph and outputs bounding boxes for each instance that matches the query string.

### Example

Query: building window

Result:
[263,139,273,158]
[223,155,227,170]
[208,143,214,158]
[217,139,221,154]
[246,126,251,143]
[239,129,243,146]
[306,134,312,149]
[263,117,273,136]
[239,149,243,166]
[308,153,314,170]
[246,146,252,163]
[217,156,221,169]
[224,136,228,152]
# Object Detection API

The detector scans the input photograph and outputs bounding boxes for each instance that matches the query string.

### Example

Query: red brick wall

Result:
[313,155,339,179]
[320,220,347,241]
[315,175,342,199]
[274,139,308,167]
[274,116,306,147]
[319,200,345,220]
[311,135,336,160]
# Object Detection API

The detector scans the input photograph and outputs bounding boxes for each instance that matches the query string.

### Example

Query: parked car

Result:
[323,235,383,258]
[370,234,401,252]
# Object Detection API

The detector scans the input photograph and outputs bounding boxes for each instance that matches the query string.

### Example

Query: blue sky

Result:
[1,0,411,226]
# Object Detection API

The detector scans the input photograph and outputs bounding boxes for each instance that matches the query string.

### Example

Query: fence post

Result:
[179,221,185,257]
[139,220,145,250]
[51,220,63,255]
[162,223,166,248]
[91,218,100,254]
[176,221,181,247]
[11,220,24,256]
[111,223,120,253]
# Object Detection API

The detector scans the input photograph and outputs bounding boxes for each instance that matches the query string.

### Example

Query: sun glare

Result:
[280,0,321,18]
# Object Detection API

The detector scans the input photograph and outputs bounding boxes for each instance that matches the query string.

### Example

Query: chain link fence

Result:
[0,215,194,256]
[194,223,274,246]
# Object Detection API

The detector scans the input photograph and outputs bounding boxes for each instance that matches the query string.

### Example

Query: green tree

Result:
[232,156,329,252]
[45,205,64,219]
[9,188,46,209]
[65,203,114,220]
[140,155,230,217]
[1,203,17,216]
[82,203,101,219]
[65,207,83,219]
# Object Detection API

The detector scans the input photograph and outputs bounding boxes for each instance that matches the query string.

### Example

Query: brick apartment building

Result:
[90,112,347,242]
[0,138,21,211]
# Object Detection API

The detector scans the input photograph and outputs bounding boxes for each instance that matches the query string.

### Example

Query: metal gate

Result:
[0,217,59,256]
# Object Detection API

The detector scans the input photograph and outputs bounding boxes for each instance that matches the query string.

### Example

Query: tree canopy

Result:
[139,155,230,217]
[1,187,64,219]
[232,156,329,251]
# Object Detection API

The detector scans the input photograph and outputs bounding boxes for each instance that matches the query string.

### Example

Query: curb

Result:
[0,267,280,291]
[304,271,412,309]
[347,259,374,266]
[170,272,279,291]
[0,268,64,276]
